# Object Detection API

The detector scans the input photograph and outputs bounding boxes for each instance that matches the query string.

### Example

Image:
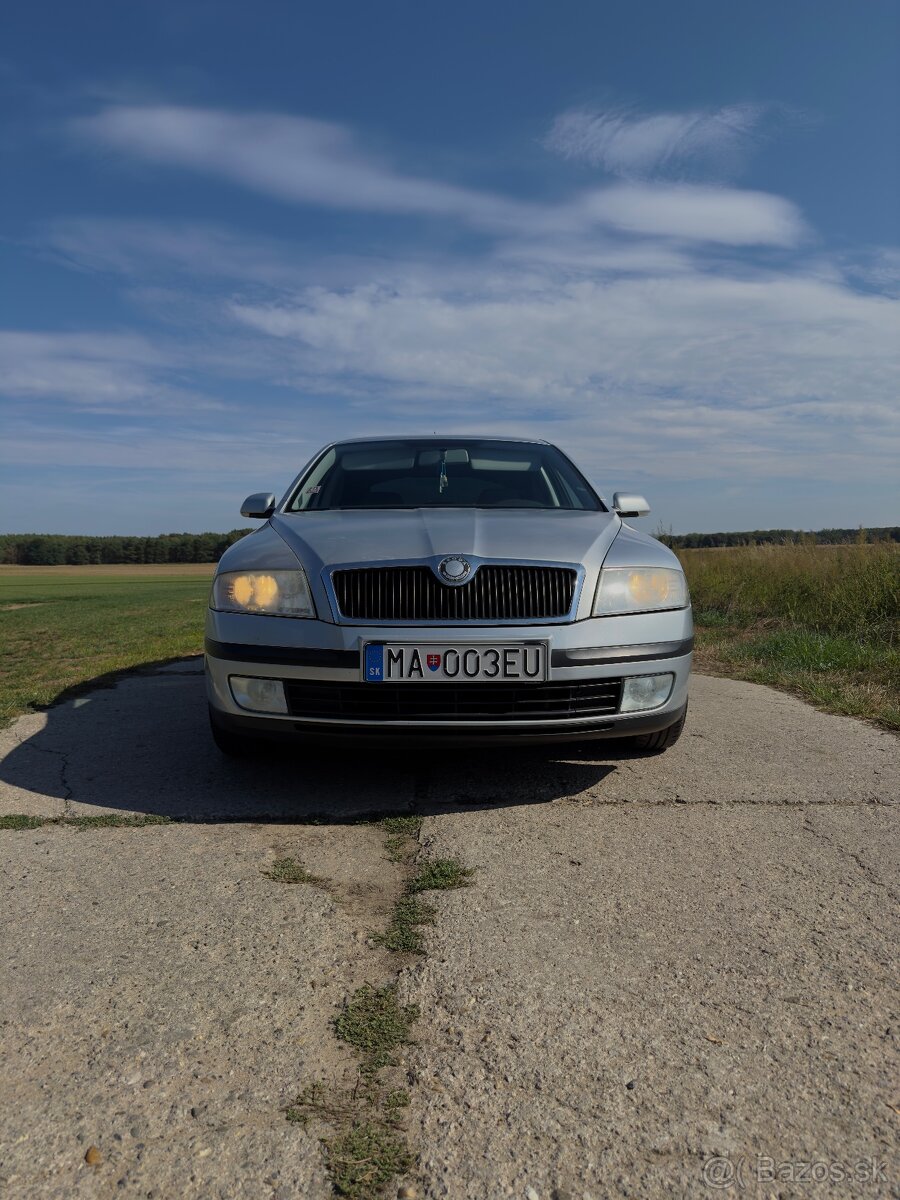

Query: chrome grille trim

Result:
[330,563,579,623]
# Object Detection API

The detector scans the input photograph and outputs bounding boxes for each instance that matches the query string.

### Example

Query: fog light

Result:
[229,676,288,714]
[620,673,674,713]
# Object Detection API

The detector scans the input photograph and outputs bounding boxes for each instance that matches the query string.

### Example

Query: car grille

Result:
[283,678,623,722]
[330,565,577,622]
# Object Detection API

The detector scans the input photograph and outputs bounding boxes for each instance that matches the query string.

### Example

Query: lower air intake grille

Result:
[331,565,577,621]
[283,678,623,722]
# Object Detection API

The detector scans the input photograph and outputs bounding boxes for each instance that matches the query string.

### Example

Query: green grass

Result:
[0,567,211,724]
[406,858,474,893]
[379,815,424,863]
[333,984,419,1075]
[0,814,45,830]
[265,856,325,886]
[286,827,465,1197]
[3,548,896,735]
[68,813,172,829]
[378,857,475,954]
[294,986,420,1196]
[0,813,172,830]
[379,816,424,837]
[286,1084,413,1199]
[680,543,900,729]
[377,894,437,953]
[325,1122,413,1199]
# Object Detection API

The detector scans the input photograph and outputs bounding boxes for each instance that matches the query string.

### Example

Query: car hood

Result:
[270,508,620,575]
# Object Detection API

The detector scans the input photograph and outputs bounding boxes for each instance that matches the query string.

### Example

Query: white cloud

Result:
[493,236,694,275]
[71,105,538,233]
[0,418,307,474]
[36,217,465,296]
[0,330,225,410]
[226,260,900,482]
[843,246,900,297]
[70,105,804,247]
[8,103,894,519]
[544,103,767,177]
[39,218,307,286]
[0,331,162,404]
[574,183,805,246]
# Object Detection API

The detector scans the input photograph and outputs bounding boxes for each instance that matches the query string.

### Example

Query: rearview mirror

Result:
[418,448,471,466]
[241,492,276,519]
[612,492,650,518]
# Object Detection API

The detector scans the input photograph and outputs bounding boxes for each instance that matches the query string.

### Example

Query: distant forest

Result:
[657,526,899,549]
[0,531,252,565]
[1,525,898,565]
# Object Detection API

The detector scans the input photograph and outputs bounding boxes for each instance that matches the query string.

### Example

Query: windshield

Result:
[288,439,603,512]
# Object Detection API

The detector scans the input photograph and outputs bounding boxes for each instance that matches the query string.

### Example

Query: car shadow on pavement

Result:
[0,661,622,822]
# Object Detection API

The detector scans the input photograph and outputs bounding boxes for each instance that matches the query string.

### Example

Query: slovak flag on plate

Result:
[426,653,442,672]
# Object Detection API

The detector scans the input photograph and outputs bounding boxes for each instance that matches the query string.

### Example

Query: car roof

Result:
[326,435,551,446]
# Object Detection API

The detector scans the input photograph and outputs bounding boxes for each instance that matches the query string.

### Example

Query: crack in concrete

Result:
[22,741,74,815]
[1,797,891,828]
[413,766,432,807]
[801,816,895,894]
[434,795,893,809]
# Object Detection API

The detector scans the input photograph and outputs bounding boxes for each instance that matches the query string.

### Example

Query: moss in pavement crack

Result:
[379,815,423,863]
[0,813,172,830]
[283,814,473,1198]
[264,856,327,886]
[378,855,475,955]
[333,984,419,1076]
[286,988,418,1198]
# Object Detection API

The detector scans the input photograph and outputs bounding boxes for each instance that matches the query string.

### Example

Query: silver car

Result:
[205,437,691,754]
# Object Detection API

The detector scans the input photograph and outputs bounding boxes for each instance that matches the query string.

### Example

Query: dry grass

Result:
[679,543,899,729]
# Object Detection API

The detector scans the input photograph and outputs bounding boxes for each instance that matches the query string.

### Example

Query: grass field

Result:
[1,548,897,730]
[0,565,213,724]
[680,543,899,730]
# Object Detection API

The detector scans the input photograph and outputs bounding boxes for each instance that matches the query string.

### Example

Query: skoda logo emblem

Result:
[438,556,472,584]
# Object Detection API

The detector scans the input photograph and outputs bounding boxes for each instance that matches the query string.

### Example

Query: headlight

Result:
[211,569,315,618]
[593,567,688,616]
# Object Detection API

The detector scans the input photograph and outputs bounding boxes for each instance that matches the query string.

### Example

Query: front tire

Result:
[626,702,688,754]
[209,707,264,758]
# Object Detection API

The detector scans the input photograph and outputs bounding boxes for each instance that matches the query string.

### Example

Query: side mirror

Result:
[241,492,276,519]
[612,492,650,518]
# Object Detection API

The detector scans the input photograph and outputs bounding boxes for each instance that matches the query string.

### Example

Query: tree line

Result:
[656,526,899,549]
[1,525,897,565]
[0,531,252,565]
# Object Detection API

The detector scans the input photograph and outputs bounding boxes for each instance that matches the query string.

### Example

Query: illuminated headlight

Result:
[593,567,688,616]
[620,674,674,713]
[229,676,288,714]
[212,570,315,618]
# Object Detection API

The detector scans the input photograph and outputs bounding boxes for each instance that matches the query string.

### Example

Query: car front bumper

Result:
[205,606,692,745]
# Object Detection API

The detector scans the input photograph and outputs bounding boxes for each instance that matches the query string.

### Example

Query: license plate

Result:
[363,642,547,683]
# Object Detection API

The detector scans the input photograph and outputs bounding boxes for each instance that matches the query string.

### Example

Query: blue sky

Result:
[1,0,898,535]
